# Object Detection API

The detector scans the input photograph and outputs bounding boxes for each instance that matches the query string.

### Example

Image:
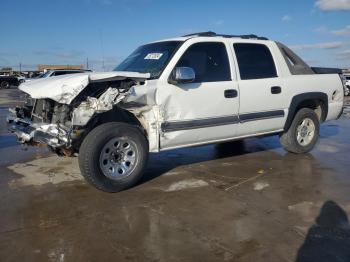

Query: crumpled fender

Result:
[19,71,150,104]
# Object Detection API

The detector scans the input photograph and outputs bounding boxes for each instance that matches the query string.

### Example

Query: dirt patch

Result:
[7,155,83,188]
[164,179,209,192]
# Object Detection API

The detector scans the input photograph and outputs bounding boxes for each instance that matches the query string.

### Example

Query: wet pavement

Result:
[0,89,350,262]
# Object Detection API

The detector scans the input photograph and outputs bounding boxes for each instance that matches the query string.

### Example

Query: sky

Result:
[0,0,349,71]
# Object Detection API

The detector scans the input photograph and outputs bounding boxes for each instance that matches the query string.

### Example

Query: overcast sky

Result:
[0,0,349,71]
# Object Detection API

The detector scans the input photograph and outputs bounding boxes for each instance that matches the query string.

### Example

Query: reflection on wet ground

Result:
[0,89,350,262]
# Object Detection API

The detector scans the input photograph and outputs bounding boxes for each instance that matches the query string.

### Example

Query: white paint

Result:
[144,53,163,60]
[164,179,209,192]
[253,181,270,191]
[288,201,319,223]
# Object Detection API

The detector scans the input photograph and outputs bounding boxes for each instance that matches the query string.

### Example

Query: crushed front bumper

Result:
[7,109,71,149]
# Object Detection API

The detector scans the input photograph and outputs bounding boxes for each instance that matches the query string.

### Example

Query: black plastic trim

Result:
[161,110,286,132]
[183,31,268,40]
[240,110,285,123]
[161,115,239,132]
[284,92,328,131]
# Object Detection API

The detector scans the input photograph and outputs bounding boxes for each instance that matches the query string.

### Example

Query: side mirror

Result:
[169,67,195,84]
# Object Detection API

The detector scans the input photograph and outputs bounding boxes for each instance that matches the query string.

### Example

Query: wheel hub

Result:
[300,126,308,137]
[111,151,123,163]
[99,137,138,180]
[296,118,316,146]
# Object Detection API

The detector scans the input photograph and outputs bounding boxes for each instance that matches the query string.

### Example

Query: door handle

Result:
[224,89,238,98]
[271,86,282,94]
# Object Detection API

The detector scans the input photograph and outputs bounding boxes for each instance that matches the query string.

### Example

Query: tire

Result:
[280,108,320,154]
[1,81,10,89]
[78,122,149,192]
[346,87,350,96]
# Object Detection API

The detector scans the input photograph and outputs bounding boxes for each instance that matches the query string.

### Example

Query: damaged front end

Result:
[7,71,152,156]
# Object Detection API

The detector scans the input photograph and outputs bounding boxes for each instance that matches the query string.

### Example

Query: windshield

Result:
[114,41,181,79]
[38,71,51,78]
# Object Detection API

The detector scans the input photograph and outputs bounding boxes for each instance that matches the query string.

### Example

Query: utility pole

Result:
[86,57,89,69]
[99,29,105,71]
[19,62,22,73]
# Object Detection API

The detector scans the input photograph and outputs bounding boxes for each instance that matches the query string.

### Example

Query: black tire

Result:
[1,81,10,89]
[78,122,149,192]
[280,108,320,154]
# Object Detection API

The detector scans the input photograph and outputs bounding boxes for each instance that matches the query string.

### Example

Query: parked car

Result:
[24,69,92,82]
[344,74,350,96]
[0,75,20,89]
[7,32,344,192]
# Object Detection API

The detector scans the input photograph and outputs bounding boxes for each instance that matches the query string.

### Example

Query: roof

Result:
[47,69,90,72]
[150,31,269,44]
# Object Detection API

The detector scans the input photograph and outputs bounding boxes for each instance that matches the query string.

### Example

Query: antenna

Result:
[99,30,105,71]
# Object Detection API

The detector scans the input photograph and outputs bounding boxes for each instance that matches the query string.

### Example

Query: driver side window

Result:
[176,42,231,83]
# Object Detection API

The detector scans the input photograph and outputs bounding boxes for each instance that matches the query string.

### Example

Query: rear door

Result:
[232,41,288,136]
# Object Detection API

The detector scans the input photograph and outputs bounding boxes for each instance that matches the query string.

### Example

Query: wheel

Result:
[346,86,350,96]
[1,81,10,89]
[280,108,320,154]
[78,122,149,192]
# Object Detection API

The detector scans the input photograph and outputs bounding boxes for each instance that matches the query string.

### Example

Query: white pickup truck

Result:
[7,32,345,192]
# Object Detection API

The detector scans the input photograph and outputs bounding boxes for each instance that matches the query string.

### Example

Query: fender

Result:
[284,92,328,131]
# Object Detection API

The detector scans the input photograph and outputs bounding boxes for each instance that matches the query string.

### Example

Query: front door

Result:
[158,41,240,150]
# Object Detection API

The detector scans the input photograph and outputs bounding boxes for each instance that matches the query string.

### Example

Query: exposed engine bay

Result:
[7,71,158,156]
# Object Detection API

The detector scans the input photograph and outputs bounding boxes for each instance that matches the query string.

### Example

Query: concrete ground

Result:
[0,88,350,262]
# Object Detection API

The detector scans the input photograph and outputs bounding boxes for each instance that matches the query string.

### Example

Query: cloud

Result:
[336,50,350,60]
[290,41,343,50]
[214,20,224,26]
[314,26,328,33]
[314,25,350,36]
[315,0,350,11]
[331,25,350,36]
[281,15,291,22]
[33,50,85,60]
[88,56,121,71]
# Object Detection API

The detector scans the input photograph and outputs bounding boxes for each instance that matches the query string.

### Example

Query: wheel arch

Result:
[74,106,149,152]
[284,92,328,131]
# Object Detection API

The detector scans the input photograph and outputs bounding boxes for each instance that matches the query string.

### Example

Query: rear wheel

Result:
[78,122,149,192]
[1,81,10,89]
[280,108,320,154]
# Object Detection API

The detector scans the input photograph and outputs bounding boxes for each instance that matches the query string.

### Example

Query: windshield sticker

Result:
[144,53,163,60]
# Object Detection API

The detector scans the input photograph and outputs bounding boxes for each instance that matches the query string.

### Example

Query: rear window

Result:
[233,43,277,80]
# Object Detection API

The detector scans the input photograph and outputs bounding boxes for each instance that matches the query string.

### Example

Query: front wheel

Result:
[280,108,320,154]
[78,122,149,192]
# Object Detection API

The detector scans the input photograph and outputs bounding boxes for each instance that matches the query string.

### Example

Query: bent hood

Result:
[19,71,150,104]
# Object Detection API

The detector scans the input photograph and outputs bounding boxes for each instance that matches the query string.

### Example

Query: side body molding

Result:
[284,92,328,131]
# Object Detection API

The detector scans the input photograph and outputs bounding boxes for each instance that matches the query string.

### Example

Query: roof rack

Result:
[183,31,268,40]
